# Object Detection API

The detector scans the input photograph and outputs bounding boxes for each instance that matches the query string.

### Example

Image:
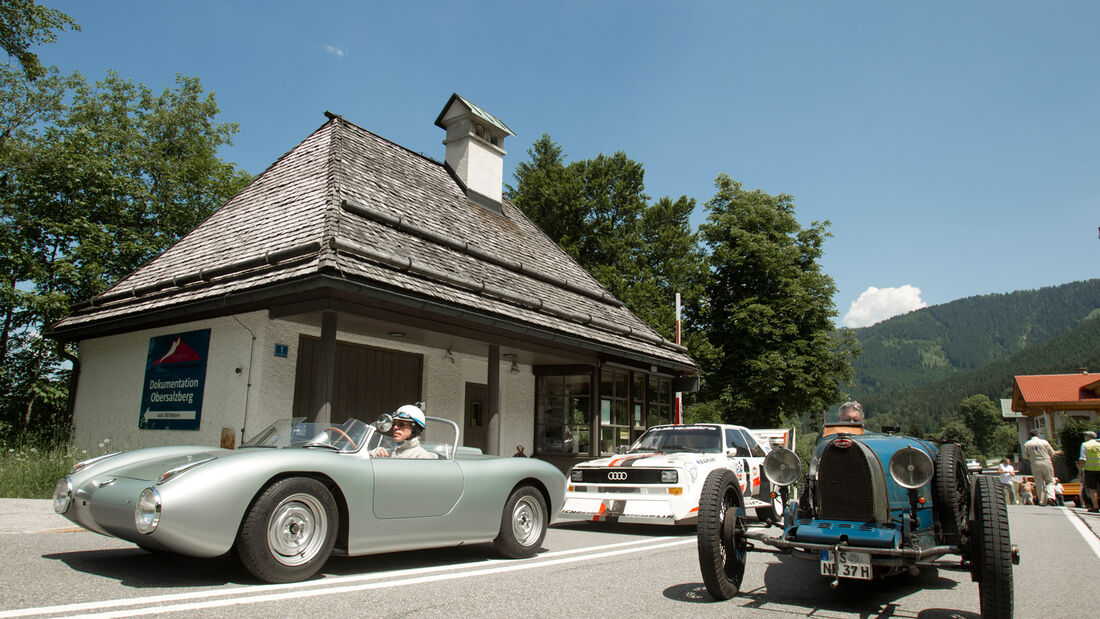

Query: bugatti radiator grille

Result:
[817,444,875,521]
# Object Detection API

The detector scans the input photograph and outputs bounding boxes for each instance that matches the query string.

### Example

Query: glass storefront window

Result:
[600,368,629,455]
[536,373,591,455]
[649,376,671,427]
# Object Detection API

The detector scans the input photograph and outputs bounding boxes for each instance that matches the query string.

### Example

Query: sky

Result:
[37,1,1100,328]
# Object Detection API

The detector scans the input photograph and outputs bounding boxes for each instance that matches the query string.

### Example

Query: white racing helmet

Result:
[393,404,426,437]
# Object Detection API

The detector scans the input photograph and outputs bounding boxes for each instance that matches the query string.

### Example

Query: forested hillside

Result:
[861,309,1100,434]
[850,279,1100,397]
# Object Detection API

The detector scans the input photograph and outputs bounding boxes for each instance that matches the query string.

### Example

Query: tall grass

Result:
[0,444,83,498]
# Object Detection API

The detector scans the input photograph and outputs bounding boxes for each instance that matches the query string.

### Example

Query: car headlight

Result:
[764,448,802,487]
[53,477,73,514]
[888,446,934,489]
[660,469,678,483]
[570,469,583,482]
[135,487,162,534]
[70,451,124,474]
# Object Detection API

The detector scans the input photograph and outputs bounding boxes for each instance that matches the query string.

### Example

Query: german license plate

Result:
[820,549,872,580]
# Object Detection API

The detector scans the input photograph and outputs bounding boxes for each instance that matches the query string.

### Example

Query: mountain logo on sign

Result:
[154,338,201,364]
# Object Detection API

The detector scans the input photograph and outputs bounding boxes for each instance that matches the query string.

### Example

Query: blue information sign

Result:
[139,329,211,430]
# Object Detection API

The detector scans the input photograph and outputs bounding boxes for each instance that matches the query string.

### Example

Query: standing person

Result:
[1023,429,1060,506]
[998,458,1017,505]
[1081,431,1100,513]
[1020,477,1035,505]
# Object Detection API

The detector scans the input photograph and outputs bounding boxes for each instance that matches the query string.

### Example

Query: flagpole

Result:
[675,292,682,424]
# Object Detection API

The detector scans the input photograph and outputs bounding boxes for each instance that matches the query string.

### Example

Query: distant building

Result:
[1010,370,1100,447]
[51,94,699,471]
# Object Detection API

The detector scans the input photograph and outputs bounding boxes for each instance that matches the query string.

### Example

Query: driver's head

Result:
[838,401,863,423]
[393,404,426,440]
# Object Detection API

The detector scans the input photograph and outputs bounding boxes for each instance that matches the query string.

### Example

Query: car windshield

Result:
[241,418,371,453]
[629,426,722,454]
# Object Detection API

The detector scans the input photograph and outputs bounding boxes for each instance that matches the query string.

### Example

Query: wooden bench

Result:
[1062,482,1082,507]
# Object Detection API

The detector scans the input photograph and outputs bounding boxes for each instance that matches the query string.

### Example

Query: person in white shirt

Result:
[1022,429,1060,506]
[998,458,1017,504]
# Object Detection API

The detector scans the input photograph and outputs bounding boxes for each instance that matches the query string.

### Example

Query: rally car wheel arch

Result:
[970,474,1014,619]
[933,443,969,546]
[237,477,339,583]
[493,484,548,558]
[755,475,782,524]
[697,468,748,600]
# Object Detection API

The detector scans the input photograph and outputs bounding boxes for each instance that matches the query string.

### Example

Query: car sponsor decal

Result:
[608,453,659,467]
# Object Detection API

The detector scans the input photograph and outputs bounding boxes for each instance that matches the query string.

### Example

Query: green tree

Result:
[508,135,708,343]
[930,415,976,455]
[698,174,858,427]
[958,394,1003,455]
[0,69,252,441]
[0,0,78,80]
[990,423,1019,460]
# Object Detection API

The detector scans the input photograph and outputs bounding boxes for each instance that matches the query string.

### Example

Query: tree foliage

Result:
[0,0,78,80]
[508,134,708,345]
[0,66,252,442]
[698,174,858,427]
[958,394,1005,456]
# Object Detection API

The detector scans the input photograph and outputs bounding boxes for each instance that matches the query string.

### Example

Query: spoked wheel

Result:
[237,477,338,583]
[970,475,1014,619]
[697,468,748,601]
[493,485,548,558]
[934,442,969,545]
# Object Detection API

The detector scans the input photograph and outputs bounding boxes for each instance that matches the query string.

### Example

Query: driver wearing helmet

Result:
[371,404,434,459]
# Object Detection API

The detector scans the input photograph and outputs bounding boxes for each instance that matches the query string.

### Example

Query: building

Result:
[50,94,699,471]
[1009,370,1100,446]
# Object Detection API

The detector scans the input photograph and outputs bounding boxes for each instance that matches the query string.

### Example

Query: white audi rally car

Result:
[562,424,785,525]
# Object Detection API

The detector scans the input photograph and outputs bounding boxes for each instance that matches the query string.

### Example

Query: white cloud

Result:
[323,44,346,58]
[842,285,927,328]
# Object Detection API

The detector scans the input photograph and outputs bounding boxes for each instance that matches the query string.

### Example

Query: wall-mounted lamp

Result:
[444,347,455,363]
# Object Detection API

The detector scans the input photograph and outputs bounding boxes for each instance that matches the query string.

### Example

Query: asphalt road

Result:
[1,499,1097,618]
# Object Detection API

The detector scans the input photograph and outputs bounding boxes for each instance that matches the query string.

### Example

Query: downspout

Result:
[232,315,257,445]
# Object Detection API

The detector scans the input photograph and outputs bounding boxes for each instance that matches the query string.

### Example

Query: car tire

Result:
[754,476,782,524]
[934,442,969,546]
[970,474,1014,619]
[237,477,338,583]
[493,485,547,558]
[697,468,747,601]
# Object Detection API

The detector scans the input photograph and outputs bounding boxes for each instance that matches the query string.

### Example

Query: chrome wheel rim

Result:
[267,493,328,566]
[511,495,545,547]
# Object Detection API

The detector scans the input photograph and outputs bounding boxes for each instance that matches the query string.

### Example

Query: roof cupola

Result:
[434,93,514,213]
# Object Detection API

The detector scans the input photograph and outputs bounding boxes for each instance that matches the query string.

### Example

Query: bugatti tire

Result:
[934,442,969,546]
[237,477,338,583]
[971,474,1013,619]
[493,485,548,558]
[697,468,747,601]
[754,476,782,524]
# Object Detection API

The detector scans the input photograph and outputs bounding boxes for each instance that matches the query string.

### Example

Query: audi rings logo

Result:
[606,471,628,481]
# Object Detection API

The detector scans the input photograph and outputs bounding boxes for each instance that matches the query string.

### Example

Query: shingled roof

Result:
[52,113,696,372]
[1011,372,1100,412]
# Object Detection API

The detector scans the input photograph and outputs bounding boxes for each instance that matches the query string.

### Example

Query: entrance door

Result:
[292,336,422,423]
[464,382,487,452]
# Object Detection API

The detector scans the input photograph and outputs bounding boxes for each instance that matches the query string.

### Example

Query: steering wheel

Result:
[324,426,358,450]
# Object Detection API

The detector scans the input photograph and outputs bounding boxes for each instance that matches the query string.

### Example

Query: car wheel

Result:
[493,485,547,558]
[237,477,338,583]
[697,468,747,601]
[970,474,1014,619]
[754,475,782,524]
[934,442,969,546]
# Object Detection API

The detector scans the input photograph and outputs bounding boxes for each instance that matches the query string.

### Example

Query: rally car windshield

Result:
[629,427,722,454]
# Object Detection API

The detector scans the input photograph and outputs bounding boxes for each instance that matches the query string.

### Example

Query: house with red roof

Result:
[1009,370,1100,447]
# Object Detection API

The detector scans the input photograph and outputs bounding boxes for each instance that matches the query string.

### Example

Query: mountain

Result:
[859,312,1100,433]
[848,278,1100,397]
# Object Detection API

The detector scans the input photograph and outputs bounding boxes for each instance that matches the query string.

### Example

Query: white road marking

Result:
[0,536,692,618]
[1062,507,1100,560]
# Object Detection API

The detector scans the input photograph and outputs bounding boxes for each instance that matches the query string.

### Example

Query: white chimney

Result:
[434,93,515,213]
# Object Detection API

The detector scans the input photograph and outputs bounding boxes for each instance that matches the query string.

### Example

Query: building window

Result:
[649,376,672,427]
[535,372,591,455]
[600,368,630,455]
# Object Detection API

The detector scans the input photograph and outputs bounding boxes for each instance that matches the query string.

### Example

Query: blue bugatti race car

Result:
[696,420,1019,618]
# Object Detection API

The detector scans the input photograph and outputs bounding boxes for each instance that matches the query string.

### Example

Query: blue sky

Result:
[39,1,1100,327]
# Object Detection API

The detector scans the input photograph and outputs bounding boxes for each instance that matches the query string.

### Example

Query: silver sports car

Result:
[53,414,565,583]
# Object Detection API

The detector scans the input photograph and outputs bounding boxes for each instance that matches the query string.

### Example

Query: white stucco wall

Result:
[72,312,536,456]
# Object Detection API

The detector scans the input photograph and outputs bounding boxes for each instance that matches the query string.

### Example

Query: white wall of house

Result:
[71,311,536,456]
